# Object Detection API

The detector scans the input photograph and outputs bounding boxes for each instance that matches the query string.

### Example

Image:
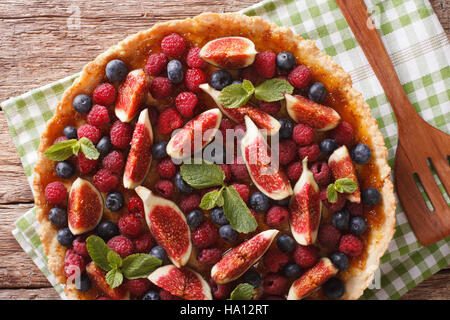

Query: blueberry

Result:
[276,234,296,253]
[308,82,327,103]
[273,196,291,207]
[211,207,229,226]
[56,161,75,179]
[242,269,262,288]
[332,209,350,231]
[362,188,381,206]
[276,51,295,71]
[150,245,167,262]
[76,273,92,292]
[283,263,302,278]
[186,209,203,228]
[278,118,294,139]
[48,207,67,227]
[350,216,367,236]
[351,143,372,165]
[106,59,128,82]
[105,192,124,212]
[219,225,239,242]
[96,136,112,157]
[319,139,339,156]
[249,192,270,213]
[232,80,243,85]
[142,290,160,300]
[73,94,92,114]
[63,126,78,139]
[97,221,120,241]
[175,172,194,195]
[167,60,184,84]
[323,277,345,299]
[57,227,74,247]
[210,70,233,90]
[329,252,349,271]
[151,141,168,159]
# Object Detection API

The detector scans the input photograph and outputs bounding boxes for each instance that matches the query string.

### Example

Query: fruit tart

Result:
[33,12,395,300]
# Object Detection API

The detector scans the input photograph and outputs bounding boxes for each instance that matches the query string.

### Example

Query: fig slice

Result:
[68,178,103,235]
[86,262,130,300]
[123,108,153,189]
[136,186,192,268]
[211,229,279,284]
[115,69,151,123]
[240,116,293,200]
[289,157,322,245]
[166,108,222,160]
[148,265,212,300]
[285,93,340,131]
[199,83,281,136]
[199,36,257,69]
[287,257,338,300]
[328,145,361,203]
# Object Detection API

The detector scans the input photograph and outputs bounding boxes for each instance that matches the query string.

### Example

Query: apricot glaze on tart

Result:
[33,13,395,300]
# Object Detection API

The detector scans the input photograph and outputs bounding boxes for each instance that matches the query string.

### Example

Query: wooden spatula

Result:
[336,0,450,246]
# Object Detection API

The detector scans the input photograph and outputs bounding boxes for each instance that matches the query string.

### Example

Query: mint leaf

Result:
[241,80,255,94]
[229,283,254,300]
[334,178,357,194]
[254,78,294,102]
[218,82,254,109]
[121,254,162,279]
[327,184,338,203]
[79,137,100,160]
[180,162,225,189]
[222,186,257,233]
[105,268,123,288]
[200,188,224,210]
[86,235,112,271]
[44,139,79,161]
[107,250,122,269]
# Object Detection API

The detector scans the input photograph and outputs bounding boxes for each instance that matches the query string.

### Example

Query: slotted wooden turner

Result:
[337,0,450,246]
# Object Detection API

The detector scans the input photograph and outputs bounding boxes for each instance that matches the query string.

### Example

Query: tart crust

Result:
[33,12,396,300]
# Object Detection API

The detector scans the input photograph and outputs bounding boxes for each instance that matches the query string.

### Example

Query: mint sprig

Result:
[326,178,358,203]
[229,283,254,300]
[44,137,100,161]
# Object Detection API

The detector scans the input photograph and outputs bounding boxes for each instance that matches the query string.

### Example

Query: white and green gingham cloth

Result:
[2,0,449,300]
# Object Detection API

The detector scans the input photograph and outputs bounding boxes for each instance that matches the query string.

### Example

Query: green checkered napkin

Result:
[2,0,449,300]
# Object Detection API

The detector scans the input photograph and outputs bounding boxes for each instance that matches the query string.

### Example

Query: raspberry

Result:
[93,168,119,193]
[77,152,98,174]
[107,235,134,258]
[175,91,198,118]
[318,224,341,250]
[125,278,151,297]
[347,202,363,216]
[102,150,125,173]
[258,101,280,115]
[54,136,68,144]
[209,279,232,300]
[93,83,117,106]
[144,53,168,76]
[219,164,231,183]
[161,33,187,58]
[185,68,207,93]
[219,118,234,142]
[197,248,222,265]
[72,236,89,257]
[118,214,142,238]
[179,193,201,213]
[263,248,289,273]
[278,140,297,165]
[310,161,331,187]
[186,47,206,69]
[331,121,354,146]
[157,107,183,135]
[45,182,67,204]
[250,209,258,220]
[192,220,218,249]
[254,51,276,79]
[159,289,182,300]
[265,206,289,227]
[298,143,320,162]
[87,105,110,127]
[263,273,289,295]
[230,157,249,181]
[110,120,133,149]
[293,245,318,268]
[157,158,176,179]
[320,188,346,213]
[64,249,86,277]
[150,77,173,99]
[292,123,315,146]
[287,161,303,181]
[128,194,145,218]
[234,124,246,136]
[154,180,174,199]
[77,124,101,144]
[241,67,258,83]
[133,233,154,253]
[231,183,249,202]
[339,234,363,257]
[288,65,312,88]
[96,296,111,300]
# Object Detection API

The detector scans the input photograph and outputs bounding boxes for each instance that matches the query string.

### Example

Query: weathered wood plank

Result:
[0,288,60,300]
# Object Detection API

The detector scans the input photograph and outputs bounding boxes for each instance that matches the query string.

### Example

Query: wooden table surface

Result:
[0,0,448,300]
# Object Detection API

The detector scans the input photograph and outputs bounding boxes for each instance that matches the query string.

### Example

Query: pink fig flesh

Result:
[199,37,257,69]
